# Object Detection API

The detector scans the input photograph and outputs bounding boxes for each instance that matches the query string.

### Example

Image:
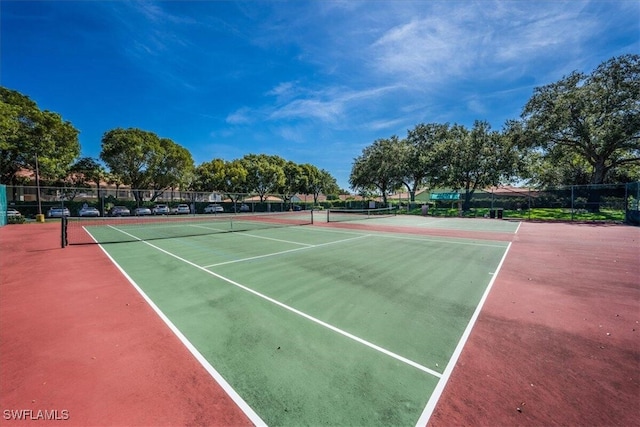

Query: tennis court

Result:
[62,212,514,426]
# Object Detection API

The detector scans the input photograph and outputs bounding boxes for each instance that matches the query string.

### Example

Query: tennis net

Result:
[326,206,397,223]
[62,211,314,246]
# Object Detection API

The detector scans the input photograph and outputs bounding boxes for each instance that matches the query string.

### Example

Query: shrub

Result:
[7,215,26,224]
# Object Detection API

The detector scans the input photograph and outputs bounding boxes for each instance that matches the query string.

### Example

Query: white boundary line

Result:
[84,227,267,427]
[374,233,508,248]
[190,223,315,247]
[414,241,513,426]
[304,224,510,247]
[204,234,370,268]
[514,221,523,234]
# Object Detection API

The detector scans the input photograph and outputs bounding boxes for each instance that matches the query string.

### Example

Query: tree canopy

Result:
[350,136,405,205]
[516,54,640,186]
[438,121,522,210]
[0,86,80,184]
[100,128,194,203]
[349,55,638,210]
[350,122,522,209]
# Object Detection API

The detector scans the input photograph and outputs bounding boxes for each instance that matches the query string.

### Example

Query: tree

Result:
[404,123,450,201]
[63,157,106,201]
[437,121,520,211]
[193,158,226,192]
[240,154,285,203]
[280,161,306,209]
[193,158,247,209]
[100,128,193,203]
[220,159,249,209]
[303,165,338,205]
[349,137,403,205]
[518,54,640,186]
[319,169,339,198]
[148,138,194,201]
[0,87,80,185]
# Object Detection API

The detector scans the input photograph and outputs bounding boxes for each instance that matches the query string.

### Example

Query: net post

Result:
[61,216,68,248]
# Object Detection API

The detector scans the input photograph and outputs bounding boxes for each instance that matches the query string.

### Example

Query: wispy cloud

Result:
[225,107,254,125]
[100,1,203,90]
[269,98,344,122]
[228,82,405,131]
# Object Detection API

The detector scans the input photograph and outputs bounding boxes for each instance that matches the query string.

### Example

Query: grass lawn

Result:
[404,207,626,222]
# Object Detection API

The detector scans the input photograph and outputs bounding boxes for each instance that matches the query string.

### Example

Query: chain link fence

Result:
[4,185,316,217]
[3,182,639,225]
[407,182,639,224]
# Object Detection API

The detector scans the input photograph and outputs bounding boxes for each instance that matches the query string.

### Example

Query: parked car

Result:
[47,207,70,218]
[292,205,302,211]
[174,204,190,214]
[134,207,152,216]
[152,204,170,215]
[78,206,100,217]
[6,208,21,217]
[239,204,250,212]
[108,206,130,216]
[204,204,224,213]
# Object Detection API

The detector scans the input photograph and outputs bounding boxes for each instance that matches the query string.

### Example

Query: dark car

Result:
[108,206,130,216]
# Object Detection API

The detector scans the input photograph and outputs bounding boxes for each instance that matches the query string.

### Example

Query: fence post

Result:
[571,185,575,221]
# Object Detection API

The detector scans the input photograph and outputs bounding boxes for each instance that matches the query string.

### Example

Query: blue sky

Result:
[2,0,638,189]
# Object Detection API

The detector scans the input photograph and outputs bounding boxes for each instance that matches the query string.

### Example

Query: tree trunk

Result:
[588,159,608,212]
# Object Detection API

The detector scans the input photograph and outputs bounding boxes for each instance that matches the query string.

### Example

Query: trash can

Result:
[497,208,503,219]
[421,204,429,216]
[489,209,496,219]
[36,214,45,223]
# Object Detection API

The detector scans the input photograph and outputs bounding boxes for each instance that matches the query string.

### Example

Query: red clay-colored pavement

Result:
[428,222,640,426]
[0,222,252,426]
[1,220,638,426]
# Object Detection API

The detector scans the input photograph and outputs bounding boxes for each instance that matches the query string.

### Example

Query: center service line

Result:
[204,234,370,268]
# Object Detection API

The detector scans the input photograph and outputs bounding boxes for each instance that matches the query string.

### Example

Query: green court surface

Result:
[88,220,511,426]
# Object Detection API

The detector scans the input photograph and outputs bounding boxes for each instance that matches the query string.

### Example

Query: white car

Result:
[204,204,224,213]
[152,204,170,215]
[78,206,100,217]
[134,207,152,216]
[47,207,70,218]
[6,208,21,217]
[173,204,190,214]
